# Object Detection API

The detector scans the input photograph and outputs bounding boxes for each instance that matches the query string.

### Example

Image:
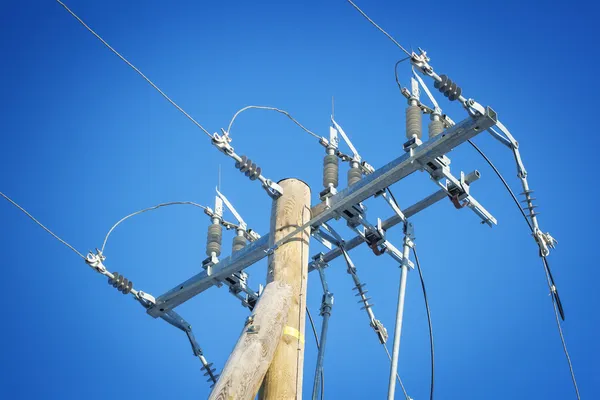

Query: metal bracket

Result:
[422,156,497,226]
[320,292,334,316]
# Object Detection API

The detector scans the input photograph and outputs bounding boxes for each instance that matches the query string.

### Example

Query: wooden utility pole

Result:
[259,178,311,400]
[208,280,292,400]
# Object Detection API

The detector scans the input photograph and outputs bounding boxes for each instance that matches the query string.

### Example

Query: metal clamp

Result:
[320,292,334,316]
[211,130,235,156]
[534,228,557,257]
[85,249,107,274]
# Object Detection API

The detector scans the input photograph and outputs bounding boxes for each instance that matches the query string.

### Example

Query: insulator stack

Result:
[428,118,444,139]
[234,155,261,181]
[348,165,362,186]
[521,189,539,220]
[200,358,219,388]
[206,223,222,257]
[405,105,422,139]
[353,282,373,310]
[232,234,247,253]
[323,153,339,189]
[434,74,462,101]
[108,272,133,295]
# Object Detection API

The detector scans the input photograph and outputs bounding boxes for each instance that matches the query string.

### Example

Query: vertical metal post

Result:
[312,268,333,400]
[387,222,414,400]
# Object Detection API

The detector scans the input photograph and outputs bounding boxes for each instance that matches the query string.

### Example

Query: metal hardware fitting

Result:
[212,130,283,198]
[85,249,107,274]
[148,110,497,317]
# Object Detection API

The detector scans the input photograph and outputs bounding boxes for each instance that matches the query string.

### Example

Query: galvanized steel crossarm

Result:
[147,108,497,318]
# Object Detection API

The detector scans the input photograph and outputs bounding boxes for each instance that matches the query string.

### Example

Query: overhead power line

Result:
[413,246,435,400]
[227,105,321,139]
[467,140,579,399]
[346,0,411,57]
[56,0,213,138]
[1,191,86,260]
[102,201,208,253]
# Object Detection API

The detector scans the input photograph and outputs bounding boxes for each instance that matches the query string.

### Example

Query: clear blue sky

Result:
[1,0,598,399]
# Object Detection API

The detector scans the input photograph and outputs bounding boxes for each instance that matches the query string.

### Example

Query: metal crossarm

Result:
[147,109,496,318]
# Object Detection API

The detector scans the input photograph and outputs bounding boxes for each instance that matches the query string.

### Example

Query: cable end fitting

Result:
[85,249,106,274]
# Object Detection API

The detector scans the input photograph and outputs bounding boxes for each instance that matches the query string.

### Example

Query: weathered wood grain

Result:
[208,281,293,400]
[259,178,311,400]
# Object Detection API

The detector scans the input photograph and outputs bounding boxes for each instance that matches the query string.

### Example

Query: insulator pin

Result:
[323,154,339,189]
[405,105,422,139]
[232,235,247,253]
[206,223,222,257]
[428,119,444,139]
[434,74,462,101]
[108,272,133,295]
[235,155,262,181]
[348,166,362,186]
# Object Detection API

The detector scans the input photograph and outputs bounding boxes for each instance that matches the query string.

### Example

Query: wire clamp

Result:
[85,249,107,274]
[320,292,334,316]
[533,228,557,257]
[136,290,156,307]
[211,130,234,155]
[410,49,433,75]
[371,319,389,344]
[263,179,284,198]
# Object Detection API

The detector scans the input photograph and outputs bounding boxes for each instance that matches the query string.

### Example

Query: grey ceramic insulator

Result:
[348,166,362,186]
[428,119,444,139]
[206,223,222,257]
[406,105,422,139]
[323,154,339,189]
[232,235,247,253]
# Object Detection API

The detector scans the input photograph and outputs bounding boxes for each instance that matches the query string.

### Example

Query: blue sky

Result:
[1,0,598,399]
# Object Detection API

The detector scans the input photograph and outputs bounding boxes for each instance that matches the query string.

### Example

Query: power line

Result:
[467,139,579,399]
[102,201,208,253]
[346,0,411,57]
[56,0,213,138]
[413,246,434,400]
[467,140,532,231]
[0,191,86,260]
[468,140,564,317]
[543,257,580,400]
[394,57,411,94]
[227,105,321,140]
